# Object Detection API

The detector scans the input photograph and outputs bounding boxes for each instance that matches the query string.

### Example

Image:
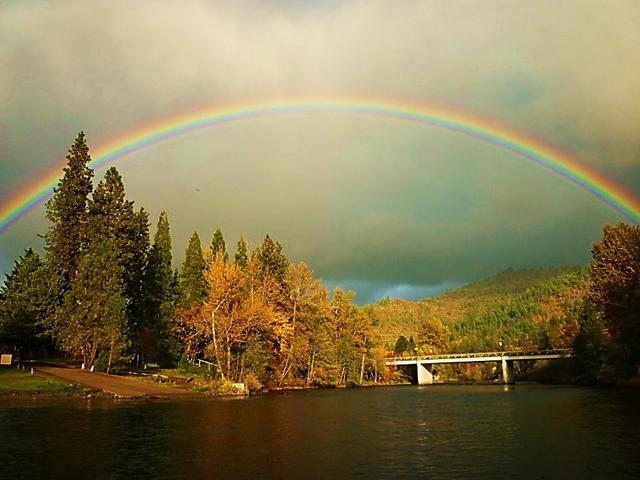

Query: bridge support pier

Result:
[417,362,434,385]
[501,358,515,384]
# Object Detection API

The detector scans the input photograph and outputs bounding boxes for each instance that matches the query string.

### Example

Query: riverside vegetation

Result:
[1,133,639,393]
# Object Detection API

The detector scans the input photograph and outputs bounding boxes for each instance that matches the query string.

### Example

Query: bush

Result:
[243,373,263,394]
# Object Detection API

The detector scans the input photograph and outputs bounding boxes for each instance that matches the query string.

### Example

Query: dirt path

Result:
[36,365,200,399]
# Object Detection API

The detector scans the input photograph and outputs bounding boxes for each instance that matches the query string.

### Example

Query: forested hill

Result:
[370,266,586,352]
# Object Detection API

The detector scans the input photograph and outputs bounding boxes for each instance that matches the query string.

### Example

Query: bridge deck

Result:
[385,349,572,366]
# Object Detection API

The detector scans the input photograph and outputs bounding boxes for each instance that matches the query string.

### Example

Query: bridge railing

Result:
[384,348,572,362]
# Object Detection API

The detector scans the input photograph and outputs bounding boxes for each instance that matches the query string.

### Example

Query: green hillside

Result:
[370,266,586,352]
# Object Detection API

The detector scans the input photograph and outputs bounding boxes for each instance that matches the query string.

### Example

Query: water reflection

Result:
[1,385,639,479]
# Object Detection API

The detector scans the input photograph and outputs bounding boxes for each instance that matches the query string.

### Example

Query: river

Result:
[1,384,638,479]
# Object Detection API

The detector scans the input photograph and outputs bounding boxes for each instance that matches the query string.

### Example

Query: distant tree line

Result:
[386,224,639,384]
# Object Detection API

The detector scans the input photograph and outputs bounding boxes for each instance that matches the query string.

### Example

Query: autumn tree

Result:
[575,223,640,379]
[275,262,327,385]
[587,223,640,344]
[417,316,450,354]
[330,288,371,384]
[45,132,94,290]
[201,252,253,379]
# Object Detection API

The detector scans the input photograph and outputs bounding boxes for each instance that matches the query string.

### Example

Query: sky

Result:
[1,0,639,303]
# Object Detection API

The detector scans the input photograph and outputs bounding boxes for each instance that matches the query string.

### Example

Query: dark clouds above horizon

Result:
[1,0,639,304]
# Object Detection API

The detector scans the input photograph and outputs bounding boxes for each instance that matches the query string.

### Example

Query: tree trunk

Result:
[88,342,98,371]
[107,338,115,374]
[281,299,298,385]
[359,352,366,385]
[211,309,224,379]
[306,350,316,385]
[226,339,231,381]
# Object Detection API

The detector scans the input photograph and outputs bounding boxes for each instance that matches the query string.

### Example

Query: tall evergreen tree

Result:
[210,227,228,261]
[58,239,128,371]
[180,232,207,307]
[0,249,54,356]
[45,132,94,289]
[87,167,149,335]
[235,236,249,268]
[256,234,289,284]
[141,211,175,362]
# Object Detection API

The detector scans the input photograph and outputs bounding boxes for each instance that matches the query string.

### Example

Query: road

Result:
[36,365,200,399]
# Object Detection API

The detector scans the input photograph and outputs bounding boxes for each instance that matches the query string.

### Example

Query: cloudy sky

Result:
[1,0,639,303]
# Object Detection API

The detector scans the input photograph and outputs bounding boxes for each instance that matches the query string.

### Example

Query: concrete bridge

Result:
[385,349,572,384]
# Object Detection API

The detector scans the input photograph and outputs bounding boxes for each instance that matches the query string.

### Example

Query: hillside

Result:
[370,266,586,351]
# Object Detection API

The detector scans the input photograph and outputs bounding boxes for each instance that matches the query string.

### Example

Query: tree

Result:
[417,316,450,354]
[201,251,252,379]
[87,167,149,336]
[256,234,289,285]
[179,231,207,307]
[394,335,410,355]
[57,239,128,372]
[274,262,327,385]
[0,249,54,356]
[587,223,640,345]
[330,289,371,384]
[235,236,249,268]
[578,223,640,378]
[45,132,94,289]
[141,211,175,362]
[210,228,228,261]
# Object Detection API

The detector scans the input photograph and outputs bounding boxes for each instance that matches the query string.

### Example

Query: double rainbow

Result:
[1,97,639,233]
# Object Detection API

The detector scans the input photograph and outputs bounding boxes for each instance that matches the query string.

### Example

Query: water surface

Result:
[1,385,638,479]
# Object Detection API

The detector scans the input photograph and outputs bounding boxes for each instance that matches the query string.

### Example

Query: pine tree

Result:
[256,234,289,284]
[0,249,53,355]
[45,132,94,289]
[235,236,249,268]
[58,239,128,371]
[180,232,207,307]
[87,167,149,336]
[210,227,228,261]
[141,211,175,362]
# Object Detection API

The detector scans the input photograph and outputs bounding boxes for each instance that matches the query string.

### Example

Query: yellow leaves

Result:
[203,250,244,309]
[417,316,450,354]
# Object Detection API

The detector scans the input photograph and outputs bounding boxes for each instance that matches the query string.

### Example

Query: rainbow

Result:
[1,97,639,233]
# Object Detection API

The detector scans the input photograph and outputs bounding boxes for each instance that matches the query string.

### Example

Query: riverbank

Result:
[0,367,99,399]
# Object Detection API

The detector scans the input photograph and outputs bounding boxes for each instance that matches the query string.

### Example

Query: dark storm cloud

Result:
[1,0,638,302]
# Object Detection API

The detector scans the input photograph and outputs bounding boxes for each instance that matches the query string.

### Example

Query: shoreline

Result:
[3,367,638,402]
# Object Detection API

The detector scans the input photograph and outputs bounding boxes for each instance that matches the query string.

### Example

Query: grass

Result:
[0,367,84,395]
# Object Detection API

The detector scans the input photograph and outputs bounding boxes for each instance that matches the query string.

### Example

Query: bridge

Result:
[385,349,572,385]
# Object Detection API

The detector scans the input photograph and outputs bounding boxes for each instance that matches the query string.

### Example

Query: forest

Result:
[1,133,639,387]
